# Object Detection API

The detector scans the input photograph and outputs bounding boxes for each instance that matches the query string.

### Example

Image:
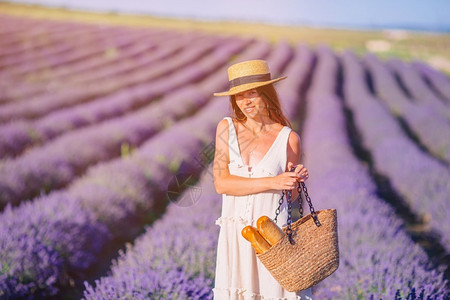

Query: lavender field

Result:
[0,14,449,300]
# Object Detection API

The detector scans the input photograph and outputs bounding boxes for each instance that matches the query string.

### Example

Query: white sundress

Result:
[212,117,313,300]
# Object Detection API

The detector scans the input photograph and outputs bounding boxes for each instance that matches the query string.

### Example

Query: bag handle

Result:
[274,166,321,245]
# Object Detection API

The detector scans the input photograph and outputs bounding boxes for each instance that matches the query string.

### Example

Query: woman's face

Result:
[235,88,267,118]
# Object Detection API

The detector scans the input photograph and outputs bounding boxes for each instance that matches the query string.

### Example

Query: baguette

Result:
[256,216,285,246]
[241,225,271,254]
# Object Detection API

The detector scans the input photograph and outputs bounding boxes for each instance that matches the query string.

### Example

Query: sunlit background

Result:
[0,1,449,299]
[6,0,450,30]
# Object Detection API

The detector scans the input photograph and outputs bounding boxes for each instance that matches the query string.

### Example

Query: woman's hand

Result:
[271,171,299,190]
[269,162,309,191]
[287,162,309,183]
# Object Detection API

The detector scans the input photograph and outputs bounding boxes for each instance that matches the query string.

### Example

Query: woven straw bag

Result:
[255,172,339,292]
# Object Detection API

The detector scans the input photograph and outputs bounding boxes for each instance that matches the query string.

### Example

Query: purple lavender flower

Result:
[0,38,248,207]
[364,54,450,162]
[411,60,450,104]
[301,45,447,298]
[0,35,227,123]
[0,191,110,298]
[343,51,450,252]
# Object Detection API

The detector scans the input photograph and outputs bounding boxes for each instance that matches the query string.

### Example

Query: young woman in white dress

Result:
[212,60,313,299]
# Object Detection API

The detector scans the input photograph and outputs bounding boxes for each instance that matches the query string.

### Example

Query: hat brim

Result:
[213,76,287,97]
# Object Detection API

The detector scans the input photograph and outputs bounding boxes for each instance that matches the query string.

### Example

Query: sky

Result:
[9,0,450,32]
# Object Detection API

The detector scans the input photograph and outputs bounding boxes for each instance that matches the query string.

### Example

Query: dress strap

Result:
[267,126,292,172]
[223,117,241,165]
[281,127,293,172]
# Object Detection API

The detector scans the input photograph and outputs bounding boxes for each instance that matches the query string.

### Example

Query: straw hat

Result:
[213,60,287,97]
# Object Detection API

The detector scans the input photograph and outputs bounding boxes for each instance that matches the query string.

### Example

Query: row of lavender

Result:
[0,29,180,102]
[302,46,447,299]
[0,36,248,207]
[412,61,450,102]
[0,34,229,159]
[0,16,104,58]
[363,54,450,163]
[342,51,450,253]
[0,33,223,123]
[82,45,448,299]
[0,18,155,101]
[82,166,221,299]
[0,40,272,298]
[0,26,156,81]
[387,59,450,115]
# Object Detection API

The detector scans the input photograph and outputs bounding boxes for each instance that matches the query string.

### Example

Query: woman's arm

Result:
[286,130,305,202]
[212,119,275,196]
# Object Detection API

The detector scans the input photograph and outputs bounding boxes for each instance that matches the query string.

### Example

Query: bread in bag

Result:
[241,225,271,254]
[257,216,285,246]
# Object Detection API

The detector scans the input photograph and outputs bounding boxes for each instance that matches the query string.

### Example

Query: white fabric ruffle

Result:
[215,216,252,227]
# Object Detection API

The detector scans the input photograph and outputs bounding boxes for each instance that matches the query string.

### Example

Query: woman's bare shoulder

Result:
[287,129,301,148]
[215,118,230,140]
[216,118,229,130]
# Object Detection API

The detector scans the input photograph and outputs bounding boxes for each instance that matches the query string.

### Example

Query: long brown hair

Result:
[229,84,293,128]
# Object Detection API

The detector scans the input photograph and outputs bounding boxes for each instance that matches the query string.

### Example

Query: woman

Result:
[212,60,313,299]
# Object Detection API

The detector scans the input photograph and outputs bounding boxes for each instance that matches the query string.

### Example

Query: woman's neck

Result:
[241,115,276,137]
